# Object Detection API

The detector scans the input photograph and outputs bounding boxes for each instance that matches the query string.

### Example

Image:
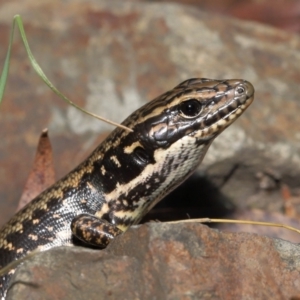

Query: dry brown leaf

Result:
[17,129,55,211]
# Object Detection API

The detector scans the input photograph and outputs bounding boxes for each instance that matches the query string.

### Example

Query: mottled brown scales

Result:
[12,223,23,234]
[71,214,123,247]
[1,163,96,240]
[46,188,63,200]
[0,78,254,298]
[62,170,87,188]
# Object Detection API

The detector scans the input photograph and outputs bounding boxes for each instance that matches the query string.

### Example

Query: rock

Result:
[6,223,300,299]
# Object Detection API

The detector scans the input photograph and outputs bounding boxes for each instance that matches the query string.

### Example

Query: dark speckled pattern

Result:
[0,78,254,297]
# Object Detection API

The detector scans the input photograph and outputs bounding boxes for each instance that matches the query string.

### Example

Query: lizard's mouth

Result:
[193,80,254,139]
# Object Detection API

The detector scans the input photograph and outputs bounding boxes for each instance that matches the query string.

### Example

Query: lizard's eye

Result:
[236,86,245,95]
[133,147,150,165]
[179,99,202,118]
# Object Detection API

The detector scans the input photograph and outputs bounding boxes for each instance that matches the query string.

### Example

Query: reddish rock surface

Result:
[7,223,300,300]
[146,0,300,33]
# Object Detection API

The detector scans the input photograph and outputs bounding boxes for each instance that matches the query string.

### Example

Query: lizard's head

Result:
[133,78,254,148]
[96,78,254,229]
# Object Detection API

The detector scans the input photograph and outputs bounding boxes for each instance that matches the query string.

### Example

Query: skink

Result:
[0,78,254,297]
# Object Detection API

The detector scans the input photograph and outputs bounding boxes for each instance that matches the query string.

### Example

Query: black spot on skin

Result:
[100,213,110,223]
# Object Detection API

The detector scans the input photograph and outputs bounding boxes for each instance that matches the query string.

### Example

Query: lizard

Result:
[0,77,254,297]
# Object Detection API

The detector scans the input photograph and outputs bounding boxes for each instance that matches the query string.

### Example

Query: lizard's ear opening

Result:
[133,146,153,165]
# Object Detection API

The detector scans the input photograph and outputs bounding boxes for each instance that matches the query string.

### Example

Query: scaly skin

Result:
[0,78,254,297]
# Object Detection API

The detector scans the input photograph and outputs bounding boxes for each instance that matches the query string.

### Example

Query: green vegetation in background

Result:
[0,15,132,131]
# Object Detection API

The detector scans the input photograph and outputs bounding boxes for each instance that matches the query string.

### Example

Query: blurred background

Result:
[151,0,300,33]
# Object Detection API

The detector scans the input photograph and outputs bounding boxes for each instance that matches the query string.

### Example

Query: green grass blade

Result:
[0,16,16,103]
[0,15,132,132]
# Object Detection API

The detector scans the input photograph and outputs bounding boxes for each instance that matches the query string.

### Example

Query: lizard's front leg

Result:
[71,214,123,248]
